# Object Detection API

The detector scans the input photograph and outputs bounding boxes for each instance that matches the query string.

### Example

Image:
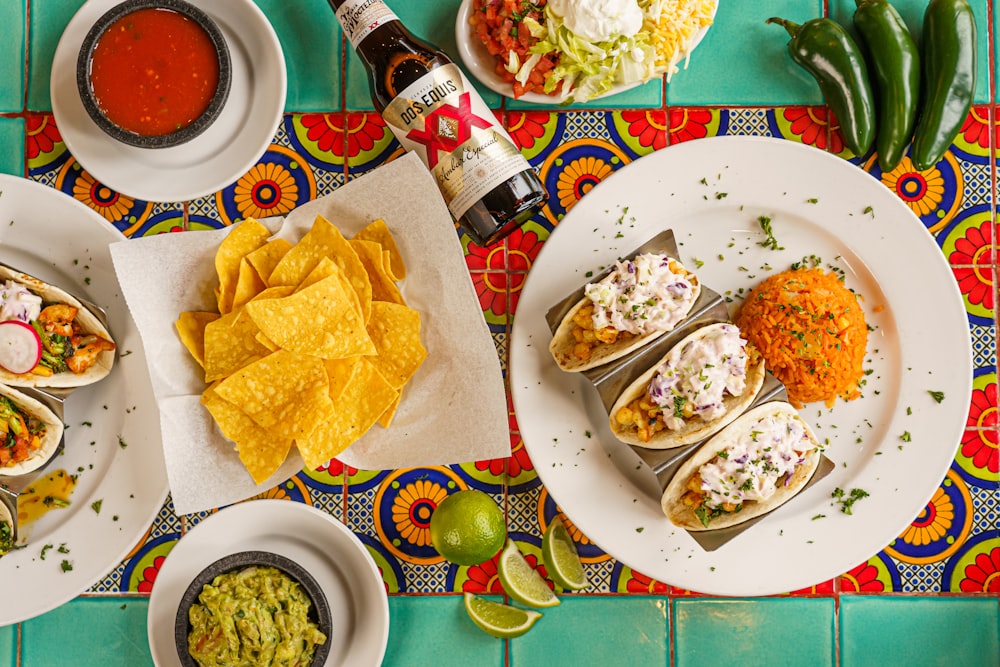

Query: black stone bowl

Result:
[174,550,333,667]
[76,0,231,149]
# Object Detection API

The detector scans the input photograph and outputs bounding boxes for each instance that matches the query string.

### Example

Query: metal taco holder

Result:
[543,231,834,551]
[0,261,114,549]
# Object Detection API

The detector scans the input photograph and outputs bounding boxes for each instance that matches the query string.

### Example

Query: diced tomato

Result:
[471,0,558,98]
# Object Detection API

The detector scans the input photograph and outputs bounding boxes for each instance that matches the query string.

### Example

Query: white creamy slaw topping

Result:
[699,410,819,510]
[648,323,748,430]
[0,280,42,323]
[583,253,696,335]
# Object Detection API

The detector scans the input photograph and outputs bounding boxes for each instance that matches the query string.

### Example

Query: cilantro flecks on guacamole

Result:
[187,565,327,667]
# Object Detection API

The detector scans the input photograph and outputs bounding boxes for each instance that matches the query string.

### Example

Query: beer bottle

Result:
[328,0,547,247]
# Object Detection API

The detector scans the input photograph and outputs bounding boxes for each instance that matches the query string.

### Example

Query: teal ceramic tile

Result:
[829,0,926,35]
[511,596,667,666]
[20,597,153,667]
[0,623,14,665]
[27,0,85,111]
[253,0,341,111]
[673,598,836,667]
[0,117,25,176]
[667,0,824,105]
[384,595,504,666]
[0,1,25,112]
[830,0,989,104]
[840,596,1000,667]
[344,0,502,110]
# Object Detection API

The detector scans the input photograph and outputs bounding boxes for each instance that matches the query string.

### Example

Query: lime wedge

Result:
[464,592,542,638]
[497,539,560,608]
[542,515,589,591]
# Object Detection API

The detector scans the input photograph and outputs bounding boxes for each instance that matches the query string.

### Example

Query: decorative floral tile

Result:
[346,466,504,593]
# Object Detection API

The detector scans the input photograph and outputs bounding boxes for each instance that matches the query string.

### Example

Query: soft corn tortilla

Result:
[0,499,12,554]
[0,266,115,388]
[549,280,701,373]
[0,384,63,476]
[660,401,822,531]
[609,323,765,449]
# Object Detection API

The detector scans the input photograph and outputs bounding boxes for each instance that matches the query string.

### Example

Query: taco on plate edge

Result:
[0,266,115,388]
[0,383,64,477]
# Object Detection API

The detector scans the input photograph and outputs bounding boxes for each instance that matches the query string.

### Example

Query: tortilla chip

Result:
[215,219,271,313]
[269,217,373,321]
[246,237,293,287]
[296,358,398,469]
[297,256,340,290]
[250,285,295,301]
[350,239,404,305]
[354,218,405,280]
[175,311,220,368]
[202,384,293,484]
[323,357,359,403]
[378,393,401,428]
[255,332,280,352]
[245,274,376,359]
[231,258,267,311]
[202,308,270,382]
[214,349,332,441]
[366,301,427,388]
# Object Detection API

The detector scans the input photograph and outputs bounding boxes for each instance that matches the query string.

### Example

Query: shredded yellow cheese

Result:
[645,0,718,78]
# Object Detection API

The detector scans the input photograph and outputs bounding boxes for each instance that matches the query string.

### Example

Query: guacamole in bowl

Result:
[174,550,331,667]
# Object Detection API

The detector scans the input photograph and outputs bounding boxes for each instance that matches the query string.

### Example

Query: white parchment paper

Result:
[109,154,509,514]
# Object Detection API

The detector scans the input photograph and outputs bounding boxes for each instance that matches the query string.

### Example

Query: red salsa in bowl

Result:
[77,0,231,148]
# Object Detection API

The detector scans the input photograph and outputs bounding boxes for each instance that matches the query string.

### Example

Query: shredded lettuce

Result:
[530,1,658,102]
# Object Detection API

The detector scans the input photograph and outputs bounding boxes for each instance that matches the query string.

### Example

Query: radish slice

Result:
[0,320,42,374]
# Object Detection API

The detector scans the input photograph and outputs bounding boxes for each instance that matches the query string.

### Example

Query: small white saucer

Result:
[147,500,389,667]
[51,0,286,202]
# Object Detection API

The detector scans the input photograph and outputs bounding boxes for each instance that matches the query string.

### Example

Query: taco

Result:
[609,323,765,449]
[0,384,64,477]
[0,499,13,556]
[0,266,115,388]
[549,253,700,372]
[661,401,823,531]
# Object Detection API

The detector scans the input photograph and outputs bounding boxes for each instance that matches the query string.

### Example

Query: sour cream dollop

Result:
[547,0,643,42]
[699,410,819,510]
[583,253,697,335]
[648,324,748,430]
[0,280,42,323]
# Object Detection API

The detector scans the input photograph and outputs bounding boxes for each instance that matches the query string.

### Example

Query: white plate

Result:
[51,0,286,203]
[510,136,972,596]
[454,0,716,104]
[148,500,389,667]
[0,174,168,623]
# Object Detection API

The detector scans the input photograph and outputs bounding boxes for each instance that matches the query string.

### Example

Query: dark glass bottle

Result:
[329,0,547,247]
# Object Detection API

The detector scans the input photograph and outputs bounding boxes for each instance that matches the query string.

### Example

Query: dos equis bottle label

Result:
[382,64,530,221]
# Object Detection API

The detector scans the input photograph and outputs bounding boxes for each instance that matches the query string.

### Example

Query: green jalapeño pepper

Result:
[767,16,875,157]
[853,0,920,172]
[911,0,977,171]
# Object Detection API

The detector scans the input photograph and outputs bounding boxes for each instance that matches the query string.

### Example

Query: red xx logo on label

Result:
[405,92,493,167]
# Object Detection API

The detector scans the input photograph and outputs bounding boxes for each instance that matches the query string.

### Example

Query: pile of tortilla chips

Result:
[175,215,427,484]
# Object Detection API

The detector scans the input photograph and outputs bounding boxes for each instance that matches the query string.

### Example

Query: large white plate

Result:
[510,136,972,596]
[454,0,716,104]
[0,175,168,623]
[51,0,286,202]
[148,500,389,667]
